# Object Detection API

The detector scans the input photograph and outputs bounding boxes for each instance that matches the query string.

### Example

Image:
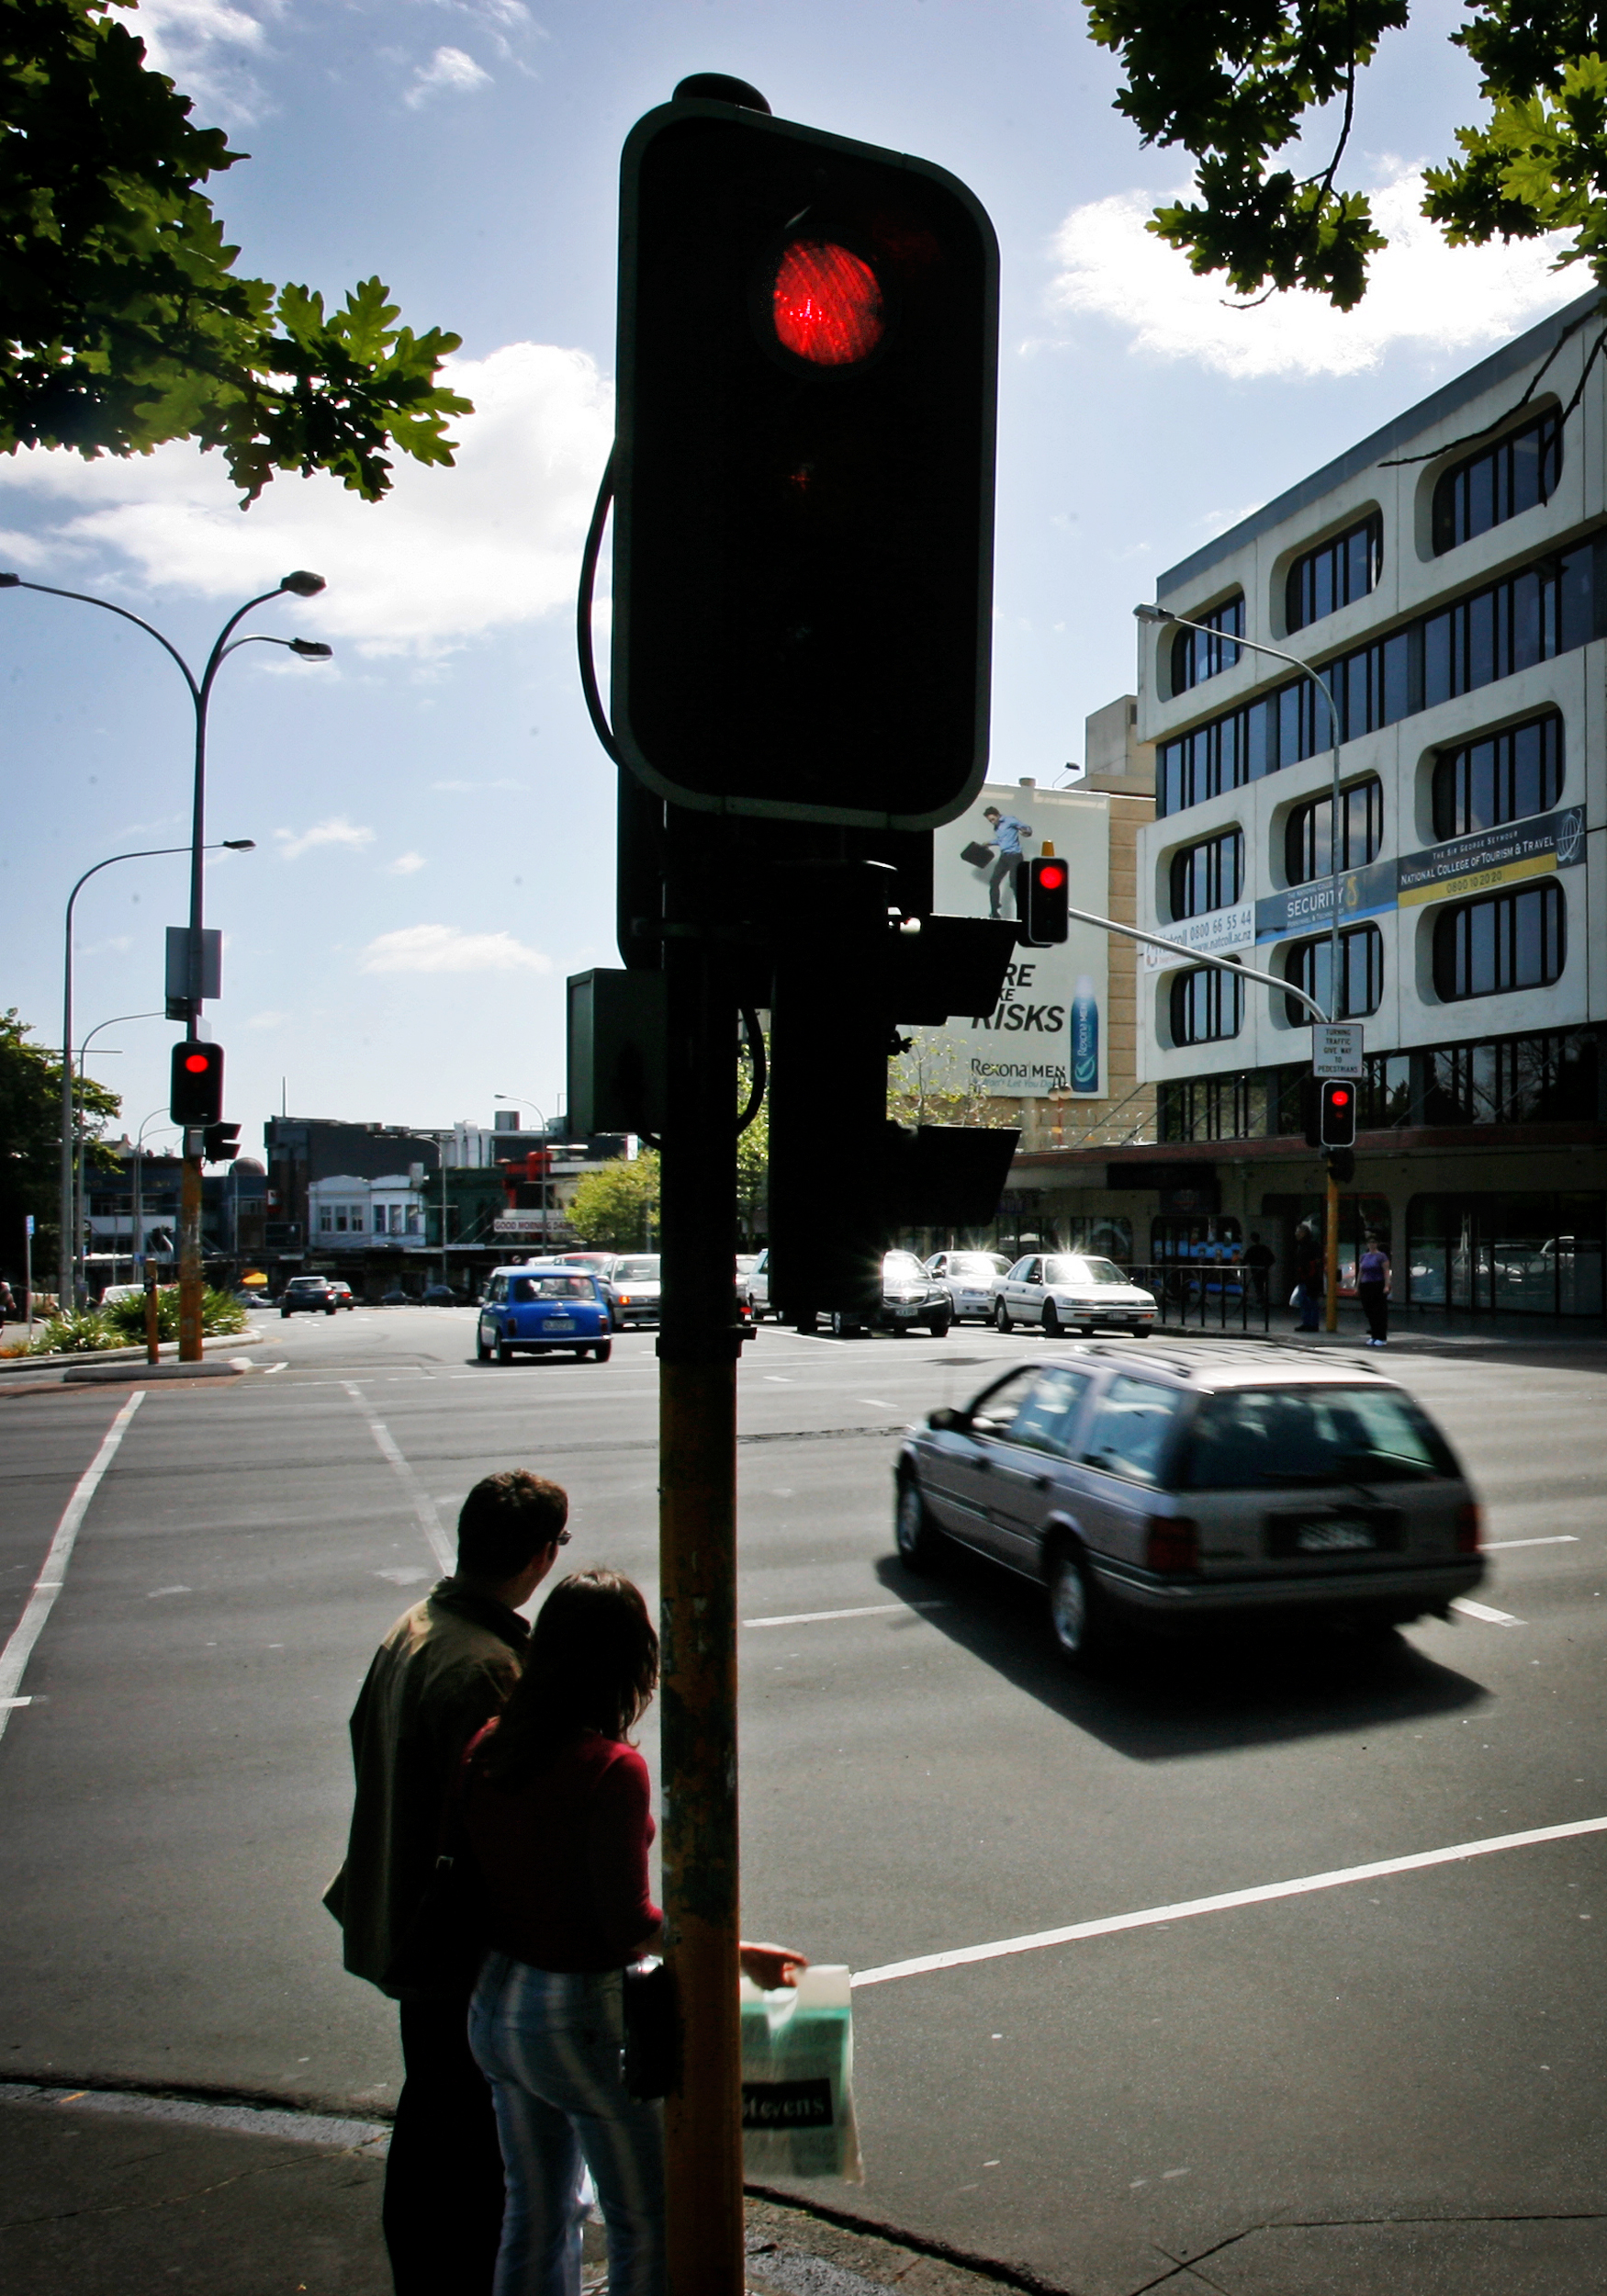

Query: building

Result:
[83,1150,266,1289]
[1131,288,1605,1320]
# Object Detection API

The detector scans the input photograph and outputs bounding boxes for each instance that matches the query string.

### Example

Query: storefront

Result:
[1406,1192,1604,1315]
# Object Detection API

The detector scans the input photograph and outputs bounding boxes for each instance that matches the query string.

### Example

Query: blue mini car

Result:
[477,1263,612,1364]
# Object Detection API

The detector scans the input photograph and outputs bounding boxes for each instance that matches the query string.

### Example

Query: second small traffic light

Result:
[170,1040,224,1128]
[1319,1076,1357,1149]
[1017,854,1069,946]
[202,1121,242,1164]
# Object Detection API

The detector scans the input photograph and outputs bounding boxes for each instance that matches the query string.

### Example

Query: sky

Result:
[2,0,1582,1159]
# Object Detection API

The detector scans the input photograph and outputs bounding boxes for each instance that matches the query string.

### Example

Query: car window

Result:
[996,1367,1095,1458]
[967,1368,1047,1440]
[511,1275,591,1302]
[949,1255,996,1279]
[487,1277,507,1303]
[883,1252,926,1281]
[612,1258,659,1281]
[1176,1386,1462,1490]
[1083,1376,1185,1485]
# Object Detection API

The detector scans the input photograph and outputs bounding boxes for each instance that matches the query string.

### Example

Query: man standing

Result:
[325,1469,570,2294]
[1242,1231,1275,1310]
[982,803,1032,917]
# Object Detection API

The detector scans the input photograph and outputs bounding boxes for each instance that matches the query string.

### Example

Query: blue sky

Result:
[2,0,1579,1155]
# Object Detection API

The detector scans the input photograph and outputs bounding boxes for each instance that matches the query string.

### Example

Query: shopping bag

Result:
[739,1964,862,2182]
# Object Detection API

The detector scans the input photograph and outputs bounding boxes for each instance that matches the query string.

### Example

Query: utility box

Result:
[568,969,669,1138]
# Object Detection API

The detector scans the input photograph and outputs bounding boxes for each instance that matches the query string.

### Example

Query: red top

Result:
[460,1722,660,1973]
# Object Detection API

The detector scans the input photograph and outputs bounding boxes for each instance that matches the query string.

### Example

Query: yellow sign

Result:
[1396,849,1556,910]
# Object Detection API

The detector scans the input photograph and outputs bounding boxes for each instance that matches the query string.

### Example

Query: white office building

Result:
[1134,289,1604,1320]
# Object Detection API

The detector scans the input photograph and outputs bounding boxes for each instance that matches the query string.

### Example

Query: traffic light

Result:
[170,1040,223,1127]
[201,1121,242,1164]
[1017,854,1069,946]
[1320,1077,1357,1149]
[612,78,999,828]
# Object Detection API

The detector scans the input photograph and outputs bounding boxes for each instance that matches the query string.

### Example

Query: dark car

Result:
[421,1283,460,1305]
[379,1287,415,1305]
[893,1343,1484,1662]
[823,1250,952,1339]
[280,1276,339,1317]
[327,1281,356,1311]
[477,1263,612,1364]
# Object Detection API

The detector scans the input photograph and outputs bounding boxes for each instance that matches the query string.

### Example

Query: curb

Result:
[0,1330,264,1379]
[62,1357,243,1385]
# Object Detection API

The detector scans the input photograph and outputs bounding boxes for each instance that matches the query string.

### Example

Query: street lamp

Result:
[8,568,330,1353]
[129,1107,179,1281]
[1135,601,1347,1331]
[74,1011,164,1297]
[57,840,255,1310]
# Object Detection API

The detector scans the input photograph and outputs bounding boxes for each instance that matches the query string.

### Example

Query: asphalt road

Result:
[2,1308,1603,2294]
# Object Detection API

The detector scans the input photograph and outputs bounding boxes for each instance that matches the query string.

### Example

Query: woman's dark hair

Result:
[481,1571,658,1787]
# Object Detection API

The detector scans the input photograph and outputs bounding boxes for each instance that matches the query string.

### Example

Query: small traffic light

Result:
[1320,1077,1357,1149]
[201,1121,242,1164]
[1017,854,1069,946]
[170,1041,224,1127]
[612,81,999,828]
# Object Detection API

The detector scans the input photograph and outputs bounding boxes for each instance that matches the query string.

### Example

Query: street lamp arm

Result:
[1062,901,1330,1026]
[1134,602,1343,728]
[197,587,294,703]
[10,579,200,699]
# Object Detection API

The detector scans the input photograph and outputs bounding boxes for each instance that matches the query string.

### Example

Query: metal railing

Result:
[1126,1261,1272,1334]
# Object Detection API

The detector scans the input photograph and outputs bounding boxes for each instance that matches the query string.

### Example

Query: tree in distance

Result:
[567,1152,660,1254]
[1086,0,1607,310]
[0,1007,119,1276]
[3,0,470,501]
[887,1043,1018,1133]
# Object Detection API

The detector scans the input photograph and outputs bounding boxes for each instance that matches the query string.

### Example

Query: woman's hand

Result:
[740,1941,809,1990]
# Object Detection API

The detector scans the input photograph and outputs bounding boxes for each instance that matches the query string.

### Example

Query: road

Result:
[2,1308,1603,2293]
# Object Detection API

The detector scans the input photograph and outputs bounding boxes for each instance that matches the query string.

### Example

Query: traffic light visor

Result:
[770,240,884,365]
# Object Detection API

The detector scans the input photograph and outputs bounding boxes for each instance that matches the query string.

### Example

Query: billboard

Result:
[905,782,1110,1097]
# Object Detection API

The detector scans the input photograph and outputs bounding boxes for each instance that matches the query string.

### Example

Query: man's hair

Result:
[456,1470,568,1581]
[983,805,1000,816]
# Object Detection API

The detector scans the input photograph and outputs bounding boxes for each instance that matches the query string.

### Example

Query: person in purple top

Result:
[1357,1231,1392,1345]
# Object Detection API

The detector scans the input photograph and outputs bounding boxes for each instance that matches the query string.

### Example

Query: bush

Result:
[28,1309,111,1354]
[27,1286,250,1355]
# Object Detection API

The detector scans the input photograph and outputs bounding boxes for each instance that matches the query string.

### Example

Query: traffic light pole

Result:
[657,819,745,2296]
[179,1132,205,1361]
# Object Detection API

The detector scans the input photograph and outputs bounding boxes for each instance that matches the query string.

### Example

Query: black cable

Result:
[577,445,622,765]
[736,1007,767,1135]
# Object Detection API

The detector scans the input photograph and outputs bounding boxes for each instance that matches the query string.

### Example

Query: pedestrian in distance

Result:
[1242,1231,1275,1309]
[324,1469,572,2296]
[1291,1222,1323,1333]
[462,1570,807,2296]
[1358,1230,1392,1346]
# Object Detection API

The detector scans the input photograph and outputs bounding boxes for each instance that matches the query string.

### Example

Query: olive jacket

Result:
[324,1577,529,1998]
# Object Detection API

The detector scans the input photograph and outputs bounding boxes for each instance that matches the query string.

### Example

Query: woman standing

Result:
[463,1571,804,2296]
[1357,1230,1392,1346]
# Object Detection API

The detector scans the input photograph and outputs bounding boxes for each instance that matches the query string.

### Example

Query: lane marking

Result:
[263,1362,288,1375]
[744,1601,949,1629]
[341,1382,452,1572]
[851,1813,1607,1988]
[1453,1596,1524,1626]
[1485,1536,1579,1550]
[0,1391,144,1744]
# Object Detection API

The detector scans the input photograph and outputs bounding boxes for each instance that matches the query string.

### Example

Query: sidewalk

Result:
[1152,1303,1607,1355]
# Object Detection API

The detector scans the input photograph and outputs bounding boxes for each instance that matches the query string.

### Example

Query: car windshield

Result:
[883,1253,926,1281]
[1044,1255,1125,1286]
[950,1255,1006,1278]
[1177,1385,1462,1490]
[612,1257,659,1282]
[288,1278,323,1289]
[511,1275,591,1302]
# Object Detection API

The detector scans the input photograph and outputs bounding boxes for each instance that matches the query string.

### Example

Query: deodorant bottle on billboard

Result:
[1071,976,1098,1093]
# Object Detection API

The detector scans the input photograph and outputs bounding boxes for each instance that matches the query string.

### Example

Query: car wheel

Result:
[476,1328,492,1362]
[830,1310,861,1337]
[1041,1301,1061,1337]
[927,1314,950,1338]
[592,1341,612,1362]
[1048,1545,1101,1664]
[496,1341,514,1366]
[1128,1323,1149,1338]
[326,1305,337,1315]
[280,1308,290,1319]
[995,1300,1012,1332]
[895,1478,942,1571]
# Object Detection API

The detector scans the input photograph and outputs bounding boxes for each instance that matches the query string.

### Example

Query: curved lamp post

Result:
[73,1010,165,1298]
[7,569,332,1350]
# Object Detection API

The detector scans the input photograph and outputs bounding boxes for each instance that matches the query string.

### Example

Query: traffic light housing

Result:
[1320,1076,1357,1149]
[1017,854,1069,947]
[612,82,999,828]
[201,1121,242,1164]
[170,1041,223,1127]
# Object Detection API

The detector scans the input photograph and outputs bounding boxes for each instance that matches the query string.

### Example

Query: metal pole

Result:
[657,816,743,2296]
[1324,707,1343,1335]
[24,1217,33,1342]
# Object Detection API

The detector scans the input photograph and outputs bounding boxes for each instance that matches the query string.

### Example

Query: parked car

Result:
[327,1281,356,1311]
[379,1288,415,1305]
[819,1250,953,1339]
[603,1253,662,1327]
[994,1252,1156,1337]
[477,1263,612,1364]
[421,1283,460,1305]
[743,1248,772,1320]
[894,1345,1484,1661]
[280,1276,340,1317]
[924,1249,1012,1323]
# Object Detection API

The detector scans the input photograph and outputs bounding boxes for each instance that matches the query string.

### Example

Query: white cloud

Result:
[0,342,614,658]
[132,0,277,125]
[406,45,491,106]
[275,816,376,861]
[1047,164,1576,379]
[247,1008,291,1030]
[388,851,428,874]
[359,924,552,974]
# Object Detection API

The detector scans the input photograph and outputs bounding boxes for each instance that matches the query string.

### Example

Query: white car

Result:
[994,1252,1156,1338]
[924,1249,1012,1323]
[743,1247,773,1320]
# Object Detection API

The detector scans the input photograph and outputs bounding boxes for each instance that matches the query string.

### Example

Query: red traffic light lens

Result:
[771,241,884,366]
[1038,862,1066,891]
[1330,1087,1351,1109]
[184,1052,211,1074]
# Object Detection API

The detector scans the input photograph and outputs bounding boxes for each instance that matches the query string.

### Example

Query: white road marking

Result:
[342,1382,453,1572]
[744,1601,948,1629]
[851,1813,1607,1988]
[858,1400,898,1409]
[1453,1596,1524,1626]
[1484,1536,1579,1550]
[0,1391,143,1744]
[263,1363,287,1374]
[2,1697,33,1710]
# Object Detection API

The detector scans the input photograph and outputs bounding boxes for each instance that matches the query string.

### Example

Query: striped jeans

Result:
[468,1954,664,2296]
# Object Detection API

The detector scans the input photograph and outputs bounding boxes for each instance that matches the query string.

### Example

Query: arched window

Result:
[1433,714,1563,840]
[1171,595,1243,692]
[1433,881,1565,1000]
[1169,828,1243,920]
[1171,964,1243,1045]
[1286,776,1383,884]
[1283,926,1383,1026]
[1433,411,1561,554]
[1286,513,1381,632]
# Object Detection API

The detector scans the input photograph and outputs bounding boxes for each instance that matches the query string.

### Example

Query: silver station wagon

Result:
[894,1345,1484,1660]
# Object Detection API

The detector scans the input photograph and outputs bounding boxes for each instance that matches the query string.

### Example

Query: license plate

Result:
[1293,1517,1375,1552]
[544,1316,574,1332]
